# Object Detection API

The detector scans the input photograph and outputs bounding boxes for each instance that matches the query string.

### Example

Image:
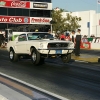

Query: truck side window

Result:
[18,34,27,41]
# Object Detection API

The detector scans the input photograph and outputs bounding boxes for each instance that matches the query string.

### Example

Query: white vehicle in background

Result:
[7,32,74,65]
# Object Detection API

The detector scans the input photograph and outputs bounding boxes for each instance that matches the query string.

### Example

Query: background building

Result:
[0,0,52,32]
[62,10,100,37]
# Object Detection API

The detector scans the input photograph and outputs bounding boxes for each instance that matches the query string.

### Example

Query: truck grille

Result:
[48,43,69,48]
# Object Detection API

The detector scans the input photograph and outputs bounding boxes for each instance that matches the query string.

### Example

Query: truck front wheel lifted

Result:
[31,48,41,65]
[61,54,71,63]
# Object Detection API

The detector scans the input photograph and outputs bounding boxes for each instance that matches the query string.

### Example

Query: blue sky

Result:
[52,0,100,13]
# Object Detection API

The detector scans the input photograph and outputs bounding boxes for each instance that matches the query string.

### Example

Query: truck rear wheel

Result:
[9,49,18,62]
[61,54,71,63]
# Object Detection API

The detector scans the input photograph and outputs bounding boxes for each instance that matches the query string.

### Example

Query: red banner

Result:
[0,0,30,8]
[3,0,21,1]
[80,42,91,49]
[0,16,30,24]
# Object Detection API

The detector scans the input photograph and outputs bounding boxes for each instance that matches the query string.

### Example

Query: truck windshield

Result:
[27,33,54,40]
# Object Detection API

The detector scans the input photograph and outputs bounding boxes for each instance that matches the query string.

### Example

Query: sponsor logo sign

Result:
[0,16,30,24]
[0,0,30,8]
[33,3,48,8]
[0,1,6,6]
[83,43,89,48]
[30,17,52,24]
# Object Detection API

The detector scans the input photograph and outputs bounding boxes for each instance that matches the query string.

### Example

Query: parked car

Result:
[7,32,74,65]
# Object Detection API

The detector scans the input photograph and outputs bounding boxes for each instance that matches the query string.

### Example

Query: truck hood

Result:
[28,39,71,43]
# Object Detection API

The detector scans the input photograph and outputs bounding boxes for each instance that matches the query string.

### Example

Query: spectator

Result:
[55,33,59,39]
[35,29,38,32]
[70,30,76,53]
[83,35,87,38]
[65,33,71,41]
[70,30,75,43]
[74,29,82,56]
[0,33,5,47]
[48,29,51,34]
[60,32,66,40]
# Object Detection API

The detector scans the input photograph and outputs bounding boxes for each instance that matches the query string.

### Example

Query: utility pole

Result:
[50,20,56,33]
[50,24,52,33]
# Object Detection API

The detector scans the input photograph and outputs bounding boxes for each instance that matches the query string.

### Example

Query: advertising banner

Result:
[30,17,52,24]
[80,38,91,49]
[30,2,52,10]
[0,0,30,8]
[33,3,48,8]
[80,42,91,49]
[0,16,30,24]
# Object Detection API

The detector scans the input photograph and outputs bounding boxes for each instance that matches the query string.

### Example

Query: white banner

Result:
[30,2,52,10]
[30,17,52,25]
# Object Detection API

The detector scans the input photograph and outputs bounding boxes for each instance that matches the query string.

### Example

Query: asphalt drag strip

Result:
[0,48,99,64]
[0,72,68,100]
[0,51,100,100]
[1,53,100,71]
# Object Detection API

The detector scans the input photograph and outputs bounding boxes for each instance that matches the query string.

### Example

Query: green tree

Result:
[66,13,81,31]
[51,8,81,33]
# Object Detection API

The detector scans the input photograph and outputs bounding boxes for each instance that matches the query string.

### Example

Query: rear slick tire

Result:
[9,49,18,62]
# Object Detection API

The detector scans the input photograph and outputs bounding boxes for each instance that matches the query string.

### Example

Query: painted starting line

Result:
[0,72,69,100]
[71,54,99,63]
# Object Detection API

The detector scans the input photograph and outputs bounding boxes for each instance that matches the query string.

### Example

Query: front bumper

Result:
[38,48,74,54]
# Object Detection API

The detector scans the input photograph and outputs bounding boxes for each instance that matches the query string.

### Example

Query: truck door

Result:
[15,34,27,53]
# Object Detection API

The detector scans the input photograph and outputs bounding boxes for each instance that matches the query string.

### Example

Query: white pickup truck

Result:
[7,32,74,65]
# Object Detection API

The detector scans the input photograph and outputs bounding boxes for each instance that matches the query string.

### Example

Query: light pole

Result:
[50,24,52,33]
[50,20,56,33]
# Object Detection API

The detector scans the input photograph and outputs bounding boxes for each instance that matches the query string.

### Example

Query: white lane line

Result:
[0,72,69,100]
[74,60,88,63]
[0,95,9,100]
